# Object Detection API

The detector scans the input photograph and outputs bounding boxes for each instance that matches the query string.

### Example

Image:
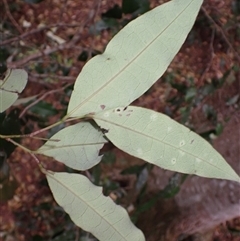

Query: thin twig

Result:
[87,0,102,61]
[6,6,99,69]
[1,27,48,46]
[6,138,32,153]
[0,23,90,46]
[19,83,72,118]
[29,152,40,164]
[199,29,215,83]
[201,6,240,62]
[29,153,48,171]
[27,116,80,137]
[3,0,23,34]
[29,73,76,81]
[7,43,73,68]
[6,138,46,169]
[75,227,80,241]
[28,136,60,142]
[0,116,80,139]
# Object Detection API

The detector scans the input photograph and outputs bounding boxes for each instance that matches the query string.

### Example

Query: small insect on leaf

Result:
[93,106,240,182]
[101,128,109,134]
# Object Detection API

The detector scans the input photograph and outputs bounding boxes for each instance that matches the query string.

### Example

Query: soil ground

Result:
[1,0,240,240]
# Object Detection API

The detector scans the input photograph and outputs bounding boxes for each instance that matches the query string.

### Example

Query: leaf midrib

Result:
[94,115,235,179]
[39,141,107,152]
[69,0,196,116]
[48,173,134,240]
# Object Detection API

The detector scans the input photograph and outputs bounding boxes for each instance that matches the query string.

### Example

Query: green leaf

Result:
[93,106,240,182]
[185,87,197,102]
[0,69,28,112]
[226,94,239,106]
[0,109,21,157]
[38,122,107,170]
[122,0,150,15]
[46,171,145,241]
[102,4,122,19]
[29,101,58,118]
[67,0,203,118]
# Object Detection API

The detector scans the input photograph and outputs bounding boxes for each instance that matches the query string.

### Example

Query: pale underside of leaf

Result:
[13,95,38,106]
[67,0,203,118]
[0,69,28,112]
[93,106,240,182]
[47,171,145,241]
[38,122,107,170]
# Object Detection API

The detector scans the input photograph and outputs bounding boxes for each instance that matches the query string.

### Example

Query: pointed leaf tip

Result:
[47,171,145,241]
[67,0,203,117]
[94,106,240,182]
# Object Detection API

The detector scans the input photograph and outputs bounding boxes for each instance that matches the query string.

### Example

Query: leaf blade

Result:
[38,122,107,170]
[93,106,240,182]
[67,0,203,117]
[0,69,28,112]
[47,171,145,241]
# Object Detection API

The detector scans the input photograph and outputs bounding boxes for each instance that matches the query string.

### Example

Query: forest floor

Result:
[1,0,240,240]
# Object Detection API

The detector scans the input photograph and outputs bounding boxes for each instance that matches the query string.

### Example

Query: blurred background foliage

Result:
[0,0,240,240]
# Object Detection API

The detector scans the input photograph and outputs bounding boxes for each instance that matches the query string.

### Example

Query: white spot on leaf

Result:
[171,158,176,164]
[137,148,143,155]
[179,140,185,147]
[196,158,201,163]
[179,150,185,156]
[167,126,172,132]
[104,112,110,117]
[150,113,158,121]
